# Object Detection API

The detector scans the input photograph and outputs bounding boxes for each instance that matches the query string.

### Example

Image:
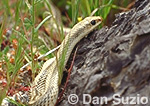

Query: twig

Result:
[20,45,60,70]
[55,47,78,106]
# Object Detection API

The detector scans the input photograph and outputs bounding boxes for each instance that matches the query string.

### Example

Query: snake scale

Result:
[28,16,102,106]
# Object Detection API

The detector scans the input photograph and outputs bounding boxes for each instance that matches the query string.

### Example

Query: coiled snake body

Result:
[29,16,102,106]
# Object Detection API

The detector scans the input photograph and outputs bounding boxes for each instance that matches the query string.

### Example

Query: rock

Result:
[59,0,150,106]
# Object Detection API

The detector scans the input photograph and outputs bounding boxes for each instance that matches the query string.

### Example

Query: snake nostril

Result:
[98,17,103,22]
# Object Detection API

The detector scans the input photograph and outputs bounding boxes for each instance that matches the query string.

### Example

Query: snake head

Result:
[71,16,102,39]
[84,16,102,27]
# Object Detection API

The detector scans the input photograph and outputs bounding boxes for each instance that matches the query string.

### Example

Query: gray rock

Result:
[59,0,150,106]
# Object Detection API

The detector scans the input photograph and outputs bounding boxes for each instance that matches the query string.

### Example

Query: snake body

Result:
[28,16,102,106]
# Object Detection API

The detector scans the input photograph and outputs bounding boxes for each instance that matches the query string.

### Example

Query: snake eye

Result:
[90,20,96,25]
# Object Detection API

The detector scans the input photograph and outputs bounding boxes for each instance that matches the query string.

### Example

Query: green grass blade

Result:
[34,15,52,33]
[2,0,11,16]
[71,0,80,25]
[15,0,22,27]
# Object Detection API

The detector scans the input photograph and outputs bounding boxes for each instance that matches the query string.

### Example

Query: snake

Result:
[28,16,102,106]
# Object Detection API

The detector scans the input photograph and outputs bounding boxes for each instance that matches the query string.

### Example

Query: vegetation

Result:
[0,0,134,105]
